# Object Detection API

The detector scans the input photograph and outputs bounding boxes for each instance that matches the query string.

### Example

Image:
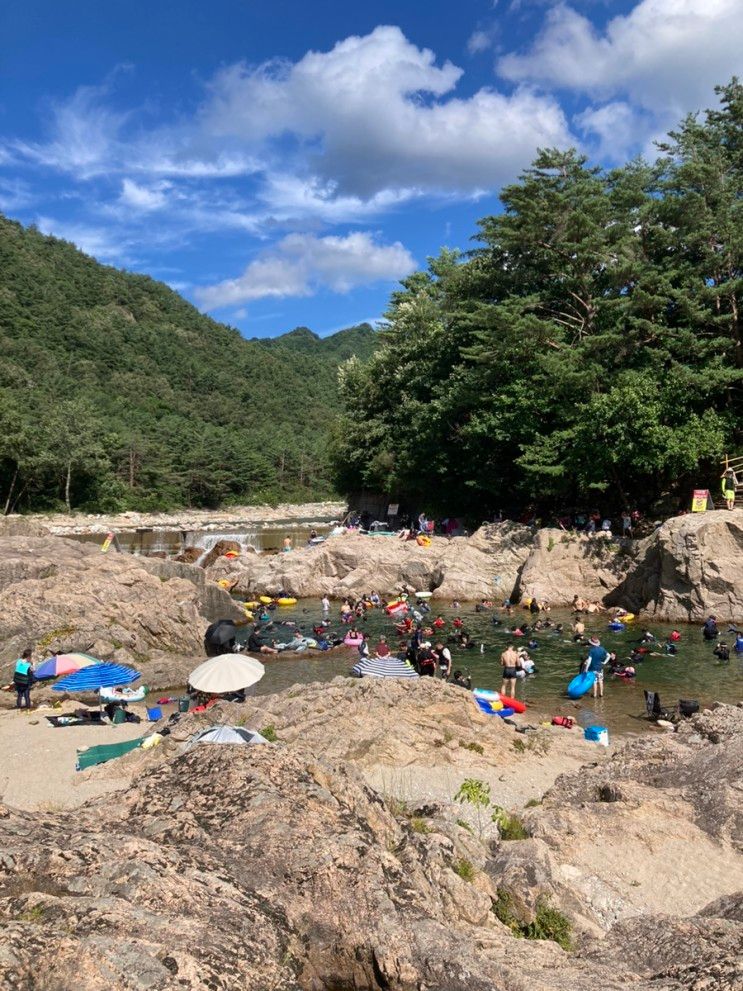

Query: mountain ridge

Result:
[0,213,378,512]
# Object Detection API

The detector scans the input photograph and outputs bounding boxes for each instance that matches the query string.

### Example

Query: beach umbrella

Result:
[189,725,268,746]
[188,654,265,694]
[351,656,419,679]
[53,663,141,693]
[34,652,102,681]
[204,620,237,656]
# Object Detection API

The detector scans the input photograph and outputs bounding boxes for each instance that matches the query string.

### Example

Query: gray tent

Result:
[189,725,269,747]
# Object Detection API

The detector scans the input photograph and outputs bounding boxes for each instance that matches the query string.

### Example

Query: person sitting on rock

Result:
[375,636,391,658]
[247,625,279,655]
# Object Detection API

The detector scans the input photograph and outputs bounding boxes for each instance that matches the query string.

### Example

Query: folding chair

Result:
[644,690,679,722]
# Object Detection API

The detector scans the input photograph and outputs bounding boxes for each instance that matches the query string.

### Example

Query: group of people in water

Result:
[240,587,743,714]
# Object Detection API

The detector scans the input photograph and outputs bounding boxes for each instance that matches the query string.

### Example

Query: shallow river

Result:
[240,599,743,736]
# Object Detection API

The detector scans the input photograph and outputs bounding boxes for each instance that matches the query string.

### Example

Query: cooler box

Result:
[178,696,191,713]
[584,725,609,746]
[146,706,162,722]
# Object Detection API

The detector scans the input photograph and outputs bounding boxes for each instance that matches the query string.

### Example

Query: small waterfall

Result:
[186,531,261,566]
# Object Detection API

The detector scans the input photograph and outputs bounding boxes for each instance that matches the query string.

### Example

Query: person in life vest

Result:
[13,648,35,709]
[721,468,738,511]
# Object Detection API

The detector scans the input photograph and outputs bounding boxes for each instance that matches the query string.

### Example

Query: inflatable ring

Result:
[259,596,273,605]
[277,597,297,606]
[245,601,260,609]
[243,609,254,620]
[416,535,432,547]
[224,550,240,559]
[217,579,230,589]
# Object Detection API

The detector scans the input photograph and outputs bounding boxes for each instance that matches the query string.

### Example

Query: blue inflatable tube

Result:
[608,621,626,632]
[566,671,596,699]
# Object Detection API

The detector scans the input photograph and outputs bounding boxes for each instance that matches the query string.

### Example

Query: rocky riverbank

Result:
[209,510,743,621]
[0,680,740,991]
[0,527,245,695]
[1,510,741,698]
[14,500,346,535]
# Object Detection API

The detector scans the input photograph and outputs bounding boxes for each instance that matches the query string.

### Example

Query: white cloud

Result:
[467,31,492,55]
[575,101,653,160]
[15,83,130,179]
[195,231,416,309]
[8,26,573,237]
[498,0,743,116]
[0,177,34,212]
[199,25,572,197]
[120,178,169,211]
[35,215,138,265]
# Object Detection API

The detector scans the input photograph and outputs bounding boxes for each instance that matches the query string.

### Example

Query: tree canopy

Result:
[332,81,743,516]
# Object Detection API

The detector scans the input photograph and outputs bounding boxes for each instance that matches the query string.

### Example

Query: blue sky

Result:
[1,0,740,337]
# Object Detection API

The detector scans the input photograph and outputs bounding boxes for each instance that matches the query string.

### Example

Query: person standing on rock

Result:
[585,637,609,698]
[500,644,520,698]
[721,468,738,510]
[13,648,35,709]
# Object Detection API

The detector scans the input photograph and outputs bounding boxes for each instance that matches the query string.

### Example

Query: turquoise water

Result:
[239,599,743,735]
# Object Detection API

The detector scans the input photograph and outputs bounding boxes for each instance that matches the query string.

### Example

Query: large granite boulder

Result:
[517,529,635,606]
[605,510,743,621]
[208,523,535,601]
[0,535,244,690]
[1,699,740,990]
[434,522,534,601]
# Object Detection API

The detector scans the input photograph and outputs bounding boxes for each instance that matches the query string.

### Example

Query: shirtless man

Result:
[572,618,586,642]
[500,644,520,698]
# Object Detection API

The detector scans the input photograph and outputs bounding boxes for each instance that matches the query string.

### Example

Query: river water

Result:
[240,599,743,736]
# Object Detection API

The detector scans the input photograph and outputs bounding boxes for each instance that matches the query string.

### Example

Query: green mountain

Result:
[0,214,377,512]
[261,324,378,364]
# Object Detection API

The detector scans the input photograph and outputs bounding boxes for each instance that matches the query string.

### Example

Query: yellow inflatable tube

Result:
[277,597,297,606]
[259,595,273,605]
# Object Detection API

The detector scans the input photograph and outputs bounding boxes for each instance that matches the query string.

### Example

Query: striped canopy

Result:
[53,663,141,692]
[35,652,101,680]
[351,656,419,679]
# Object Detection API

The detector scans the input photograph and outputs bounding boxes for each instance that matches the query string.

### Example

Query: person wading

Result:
[500,644,520,698]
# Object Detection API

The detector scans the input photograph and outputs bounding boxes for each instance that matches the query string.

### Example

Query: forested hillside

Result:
[0,216,376,512]
[333,81,743,516]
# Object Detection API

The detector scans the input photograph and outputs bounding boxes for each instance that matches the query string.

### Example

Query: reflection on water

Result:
[239,600,743,736]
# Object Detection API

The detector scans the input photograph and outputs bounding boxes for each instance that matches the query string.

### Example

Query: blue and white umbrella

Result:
[53,663,141,693]
[351,656,419,679]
